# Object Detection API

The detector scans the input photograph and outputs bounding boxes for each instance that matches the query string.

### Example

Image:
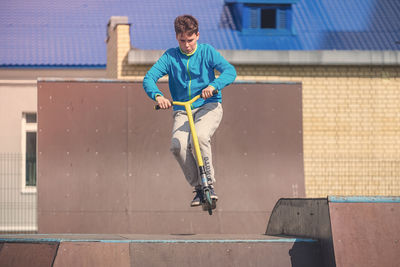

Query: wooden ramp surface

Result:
[37,80,304,234]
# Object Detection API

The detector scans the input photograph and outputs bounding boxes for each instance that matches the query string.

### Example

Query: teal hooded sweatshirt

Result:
[143,43,237,110]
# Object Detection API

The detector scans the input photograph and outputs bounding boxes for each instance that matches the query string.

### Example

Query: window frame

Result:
[21,112,37,194]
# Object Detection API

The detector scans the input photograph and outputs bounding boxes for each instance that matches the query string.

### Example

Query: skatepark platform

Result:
[0,234,321,267]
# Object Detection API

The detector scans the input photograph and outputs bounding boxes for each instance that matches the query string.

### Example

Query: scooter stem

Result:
[182,101,204,167]
[155,89,218,171]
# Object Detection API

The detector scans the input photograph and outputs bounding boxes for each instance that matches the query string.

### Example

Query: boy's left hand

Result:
[201,86,215,99]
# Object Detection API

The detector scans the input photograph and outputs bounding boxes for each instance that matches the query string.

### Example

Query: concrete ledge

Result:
[128,49,165,64]
[128,49,400,65]
[0,80,37,85]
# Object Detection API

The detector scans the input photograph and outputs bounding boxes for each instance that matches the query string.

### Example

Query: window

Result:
[226,0,297,35]
[261,8,276,29]
[22,112,37,192]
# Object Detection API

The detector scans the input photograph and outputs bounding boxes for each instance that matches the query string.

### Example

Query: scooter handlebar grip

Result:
[212,89,218,95]
[155,99,173,110]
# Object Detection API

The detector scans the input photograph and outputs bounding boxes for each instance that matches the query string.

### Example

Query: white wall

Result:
[0,81,37,232]
[0,68,105,232]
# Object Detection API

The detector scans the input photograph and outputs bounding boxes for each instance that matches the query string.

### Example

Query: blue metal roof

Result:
[0,0,399,67]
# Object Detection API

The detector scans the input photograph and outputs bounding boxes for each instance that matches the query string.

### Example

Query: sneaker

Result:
[208,186,218,200]
[190,188,204,207]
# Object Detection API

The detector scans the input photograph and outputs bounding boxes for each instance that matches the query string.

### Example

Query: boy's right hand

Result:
[156,95,172,109]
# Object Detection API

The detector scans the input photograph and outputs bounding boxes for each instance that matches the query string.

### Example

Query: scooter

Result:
[155,90,218,215]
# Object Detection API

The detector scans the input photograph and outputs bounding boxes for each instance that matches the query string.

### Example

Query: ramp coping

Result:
[0,234,316,244]
[329,196,400,203]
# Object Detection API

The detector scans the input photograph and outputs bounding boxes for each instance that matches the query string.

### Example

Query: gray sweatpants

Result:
[170,102,223,188]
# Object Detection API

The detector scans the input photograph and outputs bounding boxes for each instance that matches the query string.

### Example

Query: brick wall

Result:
[242,66,400,197]
[108,23,400,197]
[106,22,131,79]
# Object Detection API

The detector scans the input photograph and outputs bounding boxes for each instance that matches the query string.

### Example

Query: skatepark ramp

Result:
[36,79,304,234]
[1,197,398,266]
[0,234,321,267]
[267,196,400,267]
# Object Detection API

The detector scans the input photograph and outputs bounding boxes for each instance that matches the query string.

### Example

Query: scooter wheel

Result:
[202,200,211,211]
[207,208,212,215]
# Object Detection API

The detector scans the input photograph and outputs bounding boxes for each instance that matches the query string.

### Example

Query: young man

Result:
[143,15,236,207]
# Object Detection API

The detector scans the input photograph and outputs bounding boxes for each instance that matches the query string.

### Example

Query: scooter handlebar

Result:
[154,89,218,110]
[154,104,166,110]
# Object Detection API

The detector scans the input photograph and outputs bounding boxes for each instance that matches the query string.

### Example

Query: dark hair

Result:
[174,15,199,35]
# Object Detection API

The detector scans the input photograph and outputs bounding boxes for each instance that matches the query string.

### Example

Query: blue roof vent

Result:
[225,0,297,35]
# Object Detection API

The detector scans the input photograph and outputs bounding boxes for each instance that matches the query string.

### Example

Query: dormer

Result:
[225,0,298,35]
